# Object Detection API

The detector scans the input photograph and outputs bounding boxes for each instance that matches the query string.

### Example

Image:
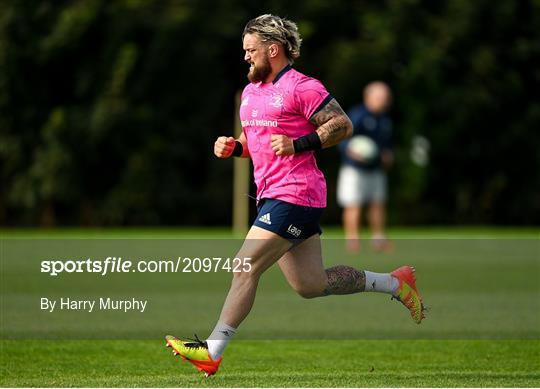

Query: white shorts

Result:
[337,165,387,207]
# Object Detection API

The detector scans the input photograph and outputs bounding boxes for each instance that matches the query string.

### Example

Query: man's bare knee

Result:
[232,269,258,283]
[293,285,323,299]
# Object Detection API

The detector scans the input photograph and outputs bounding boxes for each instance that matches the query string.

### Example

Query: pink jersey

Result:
[240,65,331,208]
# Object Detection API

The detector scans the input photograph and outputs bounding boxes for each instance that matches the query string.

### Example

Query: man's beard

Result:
[248,56,272,83]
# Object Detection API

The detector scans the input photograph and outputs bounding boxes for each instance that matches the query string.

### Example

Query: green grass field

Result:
[1,227,539,387]
[1,340,538,387]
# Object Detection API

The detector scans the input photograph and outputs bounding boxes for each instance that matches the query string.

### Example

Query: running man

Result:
[166,14,425,377]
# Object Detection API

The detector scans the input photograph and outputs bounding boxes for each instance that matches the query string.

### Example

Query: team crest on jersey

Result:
[269,94,283,108]
[241,97,249,107]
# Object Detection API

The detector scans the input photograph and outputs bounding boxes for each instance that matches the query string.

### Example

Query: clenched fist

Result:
[214,136,236,158]
[271,134,295,156]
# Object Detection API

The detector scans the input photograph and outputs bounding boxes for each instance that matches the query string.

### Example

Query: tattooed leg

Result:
[323,265,366,295]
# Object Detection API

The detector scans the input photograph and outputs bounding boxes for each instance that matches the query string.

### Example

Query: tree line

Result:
[1,0,538,226]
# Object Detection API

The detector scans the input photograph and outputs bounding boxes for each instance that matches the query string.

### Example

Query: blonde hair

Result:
[243,14,302,63]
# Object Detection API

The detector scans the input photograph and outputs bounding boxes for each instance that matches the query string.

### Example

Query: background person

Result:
[337,81,394,252]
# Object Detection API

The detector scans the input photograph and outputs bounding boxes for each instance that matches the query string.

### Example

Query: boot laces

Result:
[184,334,208,349]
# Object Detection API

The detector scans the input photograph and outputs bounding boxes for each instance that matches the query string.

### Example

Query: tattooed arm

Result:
[271,98,353,156]
[310,98,353,149]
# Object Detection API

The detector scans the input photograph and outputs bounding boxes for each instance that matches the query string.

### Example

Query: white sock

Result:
[364,271,399,294]
[206,321,237,359]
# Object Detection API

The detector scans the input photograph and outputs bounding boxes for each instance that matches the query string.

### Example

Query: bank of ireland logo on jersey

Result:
[270,94,283,108]
[251,109,258,117]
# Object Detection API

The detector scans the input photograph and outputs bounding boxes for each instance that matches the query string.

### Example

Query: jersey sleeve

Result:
[380,118,393,151]
[294,77,332,121]
[347,105,364,133]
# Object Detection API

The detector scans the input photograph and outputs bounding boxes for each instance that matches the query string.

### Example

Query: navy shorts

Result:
[252,198,324,242]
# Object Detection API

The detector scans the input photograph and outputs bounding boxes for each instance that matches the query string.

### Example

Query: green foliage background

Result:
[1,0,539,226]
